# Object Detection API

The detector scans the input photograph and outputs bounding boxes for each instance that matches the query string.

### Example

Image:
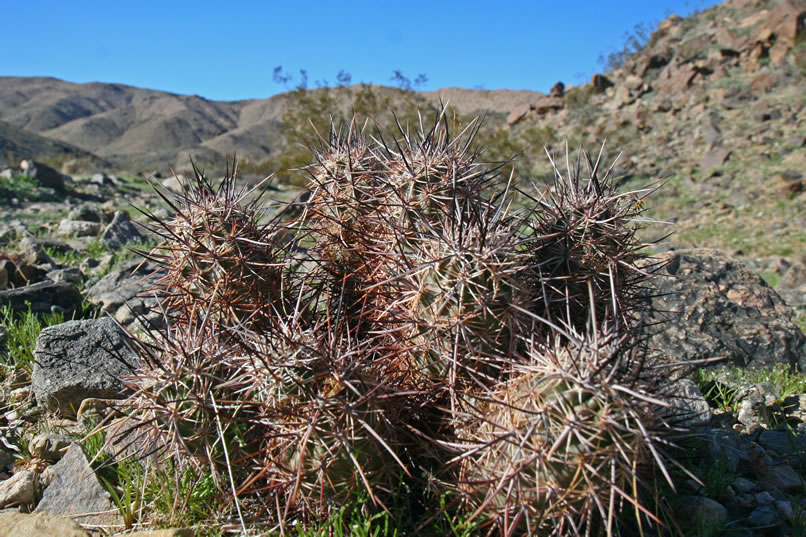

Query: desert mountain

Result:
[0,119,109,169]
[0,76,539,170]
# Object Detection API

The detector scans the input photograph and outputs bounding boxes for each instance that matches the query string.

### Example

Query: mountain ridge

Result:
[0,75,543,171]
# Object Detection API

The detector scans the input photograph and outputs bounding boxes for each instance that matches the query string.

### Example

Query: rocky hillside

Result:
[499,0,805,265]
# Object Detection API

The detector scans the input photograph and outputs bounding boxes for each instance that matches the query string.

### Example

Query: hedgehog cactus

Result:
[527,144,656,334]
[250,331,413,522]
[142,163,296,335]
[111,107,674,534]
[443,325,674,536]
[302,112,528,393]
[112,315,269,482]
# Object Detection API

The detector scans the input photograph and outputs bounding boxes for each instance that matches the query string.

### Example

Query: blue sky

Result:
[4,1,720,101]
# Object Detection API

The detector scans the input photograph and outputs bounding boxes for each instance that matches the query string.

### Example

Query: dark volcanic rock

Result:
[644,249,806,371]
[32,317,138,414]
[0,281,82,314]
[19,159,65,190]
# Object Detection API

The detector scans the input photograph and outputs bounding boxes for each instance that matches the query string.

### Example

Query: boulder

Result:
[533,96,564,114]
[19,160,64,190]
[715,28,751,54]
[666,379,712,426]
[753,0,806,47]
[676,496,728,530]
[634,49,673,77]
[643,249,806,371]
[100,210,145,250]
[590,73,613,91]
[0,281,82,315]
[750,74,777,94]
[778,255,806,291]
[780,169,804,194]
[699,146,731,175]
[45,267,82,285]
[655,61,699,93]
[16,237,56,266]
[506,103,532,126]
[678,34,712,61]
[32,317,138,415]
[549,81,565,98]
[67,204,103,224]
[0,512,88,537]
[33,443,120,527]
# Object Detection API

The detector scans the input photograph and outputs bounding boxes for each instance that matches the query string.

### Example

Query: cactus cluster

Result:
[112,109,678,535]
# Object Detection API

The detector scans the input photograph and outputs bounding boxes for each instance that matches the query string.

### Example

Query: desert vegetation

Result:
[76,106,690,536]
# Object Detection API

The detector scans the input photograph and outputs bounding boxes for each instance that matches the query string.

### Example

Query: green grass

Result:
[46,239,108,265]
[760,271,782,288]
[0,174,49,205]
[697,364,806,429]
[697,374,741,413]
[0,304,64,373]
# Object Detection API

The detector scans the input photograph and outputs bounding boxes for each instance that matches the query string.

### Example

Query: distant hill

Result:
[0,119,109,169]
[0,76,541,172]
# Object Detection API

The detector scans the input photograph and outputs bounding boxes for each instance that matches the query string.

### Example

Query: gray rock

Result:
[90,173,118,186]
[17,237,56,267]
[57,220,100,238]
[32,317,138,415]
[86,259,162,322]
[0,281,83,315]
[0,447,14,471]
[100,211,145,250]
[701,427,744,473]
[33,443,120,526]
[735,492,755,510]
[67,204,102,223]
[747,505,779,527]
[754,491,775,505]
[666,379,712,426]
[758,430,806,456]
[700,146,731,175]
[644,249,806,371]
[737,388,771,429]
[45,268,82,285]
[0,512,89,537]
[778,255,806,290]
[775,500,794,520]
[676,495,728,529]
[0,470,37,508]
[758,463,802,493]
[732,477,756,493]
[29,433,72,462]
